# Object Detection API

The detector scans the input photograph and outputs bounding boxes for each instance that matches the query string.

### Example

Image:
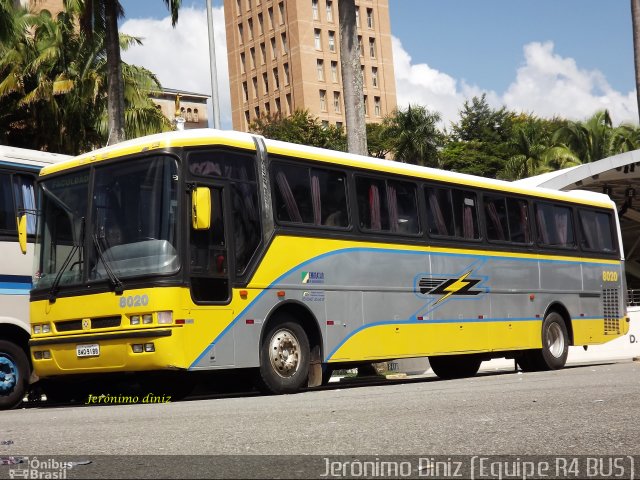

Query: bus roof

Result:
[0,145,71,170]
[38,129,614,209]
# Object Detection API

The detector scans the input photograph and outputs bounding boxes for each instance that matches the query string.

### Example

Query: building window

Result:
[255,106,260,119]
[247,0,252,10]
[312,0,319,20]
[319,90,327,111]
[374,96,381,116]
[238,23,244,44]
[273,67,280,90]
[260,42,266,64]
[264,102,271,117]
[314,29,322,50]
[278,2,285,25]
[275,97,281,114]
[326,0,333,22]
[270,37,277,59]
[240,52,246,74]
[328,30,335,52]
[355,7,360,27]
[369,37,376,58]
[186,108,193,122]
[258,12,264,35]
[268,7,274,29]
[236,0,241,15]
[336,121,342,129]
[252,77,258,98]
[333,91,341,113]
[317,59,325,81]
[247,18,253,40]
[250,47,256,69]
[281,32,288,54]
[242,81,248,102]
[284,63,290,85]
[194,108,199,123]
[361,64,365,84]
[263,72,269,93]
[363,95,368,115]
[331,61,338,82]
[245,110,250,127]
[358,35,363,56]
[366,8,374,28]
[286,93,292,114]
[371,66,378,88]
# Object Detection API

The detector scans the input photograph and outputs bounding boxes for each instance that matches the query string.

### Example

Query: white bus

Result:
[0,145,69,409]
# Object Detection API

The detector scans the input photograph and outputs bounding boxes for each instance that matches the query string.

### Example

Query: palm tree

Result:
[385,105,443,167]
[0,6,170,153]
[338,0,367,155]
[0,0,14,44]
[632,0,640,122]
[552,110,614,163]
[69,0,181,145]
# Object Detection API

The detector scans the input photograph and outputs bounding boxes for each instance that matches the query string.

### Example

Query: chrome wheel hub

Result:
[546,322,565,358]
[268,329,300,378]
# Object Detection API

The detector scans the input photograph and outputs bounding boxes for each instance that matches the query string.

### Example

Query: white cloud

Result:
[120,6,231,128]
[120,9,637,131]
[392,37,638,127]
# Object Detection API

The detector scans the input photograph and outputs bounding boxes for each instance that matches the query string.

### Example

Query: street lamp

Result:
[206,0,221,129]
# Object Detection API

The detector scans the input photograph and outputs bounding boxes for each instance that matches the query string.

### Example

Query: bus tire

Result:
[0,340,29,410]
[257,316,310,394]
[429,354,482,380]
[519,312,569,371]
[538,312,569,370]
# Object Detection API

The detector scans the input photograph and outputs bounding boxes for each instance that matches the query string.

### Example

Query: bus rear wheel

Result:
[257,316,310,394]
[518,312,569,371]
[429,354,482,380]
[0,341,29,410]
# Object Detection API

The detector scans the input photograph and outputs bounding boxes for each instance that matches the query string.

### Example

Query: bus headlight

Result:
[130,315,140,325]
[157,311,173,324]
[142,314,153,325]
[32,324,50,334]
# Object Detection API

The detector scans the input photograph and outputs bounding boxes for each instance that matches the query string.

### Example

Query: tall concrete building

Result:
[224,0,397,132]
[14,0,64,17]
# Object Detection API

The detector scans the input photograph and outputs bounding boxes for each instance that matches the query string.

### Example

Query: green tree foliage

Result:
[441,94,515,177]
[0,4,170,154]
[384,104,443,166]
[249,110,347,151]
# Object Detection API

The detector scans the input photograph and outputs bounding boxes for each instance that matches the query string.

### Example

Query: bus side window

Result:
[0,174,14,234]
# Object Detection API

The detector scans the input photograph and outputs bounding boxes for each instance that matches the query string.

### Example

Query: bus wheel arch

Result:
[544,302,574,346]
[0,324,31,410]
[257,301,323,393]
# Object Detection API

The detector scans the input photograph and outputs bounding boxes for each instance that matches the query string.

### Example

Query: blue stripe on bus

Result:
[0,275,32,295]
[188,247,619,369]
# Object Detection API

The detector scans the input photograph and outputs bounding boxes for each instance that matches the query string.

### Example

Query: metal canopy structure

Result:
[515,150,640,289]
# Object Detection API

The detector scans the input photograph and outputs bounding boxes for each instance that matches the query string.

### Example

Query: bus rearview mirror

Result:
[17,214,27,254]
[192,187,211,230]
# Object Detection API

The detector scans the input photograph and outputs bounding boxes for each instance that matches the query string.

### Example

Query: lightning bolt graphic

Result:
[435,270,473,305]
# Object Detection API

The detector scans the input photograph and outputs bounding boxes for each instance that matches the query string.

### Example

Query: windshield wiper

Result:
[92,234,124,295]
[49,218,84,304]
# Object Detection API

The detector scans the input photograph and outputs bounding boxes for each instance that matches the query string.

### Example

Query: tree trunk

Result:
[105,0,126,144]
[632,0,640,123]
[338,0,367,155]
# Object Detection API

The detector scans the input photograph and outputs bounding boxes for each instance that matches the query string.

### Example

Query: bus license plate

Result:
[76,344,100,357]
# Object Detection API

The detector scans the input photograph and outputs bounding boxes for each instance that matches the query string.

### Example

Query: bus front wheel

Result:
[0,340,29,410]
[257,316,310,394]
[429,354,482,380]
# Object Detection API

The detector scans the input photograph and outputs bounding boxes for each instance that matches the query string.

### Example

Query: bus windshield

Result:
[34,156,180,291]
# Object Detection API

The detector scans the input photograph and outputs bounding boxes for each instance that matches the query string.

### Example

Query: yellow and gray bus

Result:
[26,129,628,399]
[0,146,69,408]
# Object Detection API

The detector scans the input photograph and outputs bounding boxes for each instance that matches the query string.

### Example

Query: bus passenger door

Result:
[189,186,229,303]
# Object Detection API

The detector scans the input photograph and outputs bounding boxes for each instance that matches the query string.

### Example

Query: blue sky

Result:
[119,0,638,128]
